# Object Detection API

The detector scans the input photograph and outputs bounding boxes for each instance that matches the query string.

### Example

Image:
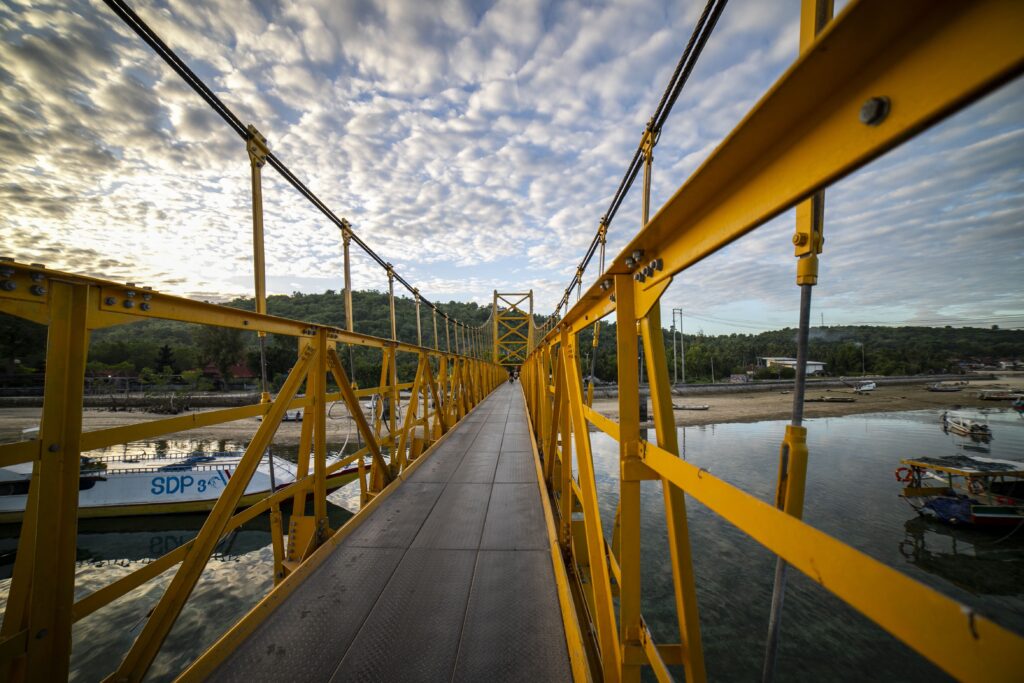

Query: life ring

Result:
[967,478,985,495]
[894,467,913,483]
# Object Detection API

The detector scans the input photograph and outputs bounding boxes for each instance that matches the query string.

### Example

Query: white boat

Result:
[0,451,360,523]
[855,381,877,394]
[942,413,992,439]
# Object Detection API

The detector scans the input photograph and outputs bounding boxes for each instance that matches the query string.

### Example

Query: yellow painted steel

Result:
[0,265,501,680]
[518,2,1024,681]
[493,291,533,366]
[2,0,1022,680]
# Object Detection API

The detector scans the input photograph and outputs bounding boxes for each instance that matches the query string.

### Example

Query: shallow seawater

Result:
[585,407,1024,682]
[1,408,1022,680]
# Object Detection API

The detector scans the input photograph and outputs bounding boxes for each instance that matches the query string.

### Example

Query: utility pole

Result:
[673,307,685,384]
[671,322,677,385]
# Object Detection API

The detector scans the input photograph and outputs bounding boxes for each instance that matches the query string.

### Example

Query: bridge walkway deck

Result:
[209,382,571,682]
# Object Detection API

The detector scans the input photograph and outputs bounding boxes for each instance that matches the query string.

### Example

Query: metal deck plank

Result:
[480,483,548,550]
[213,385,569,682]
[494,450,536,483]
[410,483,491,549]
[406,442,469,484]
[210,546,405,682]
[342,482,445,548]
[452,550,572,682]
[450,450,499,484]
[330,548,477,682]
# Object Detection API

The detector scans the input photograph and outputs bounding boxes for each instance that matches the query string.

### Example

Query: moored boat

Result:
[927,381,967,392]
[0,450,360,523]
[896,455,1024,526]
[941,412,992,439]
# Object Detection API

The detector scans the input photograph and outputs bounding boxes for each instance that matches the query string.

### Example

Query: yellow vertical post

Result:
[641,303,707,683]
[445,316,451,354]
[432,307,439,351]
[493,291,499,363]
[269,504,285,585]
[10,281,89,681]
[291,338,314,513]
[312,330,328,537]
[247,125,271,404]
[414,289,422,347]
[386,264,397,341]
[527,290,534,354]
[561,336,621,680]
[388,347,398,443]
[614,274,643,683]
[342,223,354,333]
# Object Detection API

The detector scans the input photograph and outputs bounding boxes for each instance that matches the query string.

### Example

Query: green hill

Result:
[1,289,1021,388]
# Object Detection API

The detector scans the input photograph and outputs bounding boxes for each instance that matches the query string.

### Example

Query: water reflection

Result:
[898,517,1024,596]
[2,410,1022,681]
[587,407,1024,681]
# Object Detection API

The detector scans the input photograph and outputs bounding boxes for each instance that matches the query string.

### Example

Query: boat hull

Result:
[0,469,359,524]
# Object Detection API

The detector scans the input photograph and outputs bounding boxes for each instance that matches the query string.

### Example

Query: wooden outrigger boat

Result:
[896,455,1024,526]
[0,450,360,523]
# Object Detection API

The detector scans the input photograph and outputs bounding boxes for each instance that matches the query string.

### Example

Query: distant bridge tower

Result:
[492,291,533,367]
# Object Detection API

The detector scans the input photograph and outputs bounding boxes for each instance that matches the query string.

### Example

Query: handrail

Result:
[521,1,1024,681]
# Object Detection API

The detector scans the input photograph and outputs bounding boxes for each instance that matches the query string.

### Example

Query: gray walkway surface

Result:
[212,383,571,682]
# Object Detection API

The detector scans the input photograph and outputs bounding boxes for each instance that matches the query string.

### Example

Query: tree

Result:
[197,326,246,382]
[155,344,176,372]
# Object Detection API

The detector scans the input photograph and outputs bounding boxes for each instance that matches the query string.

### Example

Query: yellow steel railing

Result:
[521,1,1024,682]
[0,265,503,681]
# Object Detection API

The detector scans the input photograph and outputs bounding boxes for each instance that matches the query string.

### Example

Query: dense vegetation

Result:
[1,288,1020,389]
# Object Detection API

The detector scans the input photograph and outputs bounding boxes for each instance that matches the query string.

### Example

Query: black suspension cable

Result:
[556,0,728,316]
[103,0,460,322]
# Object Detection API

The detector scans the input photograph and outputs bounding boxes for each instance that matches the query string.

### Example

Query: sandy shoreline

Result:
[596,374,1022,428]
[0,374,1019,447]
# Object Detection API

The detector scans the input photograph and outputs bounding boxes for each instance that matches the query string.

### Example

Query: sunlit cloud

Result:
[0,0,1020,331]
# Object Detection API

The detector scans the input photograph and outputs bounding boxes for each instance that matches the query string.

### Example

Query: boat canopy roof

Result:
[901,455,1024,477]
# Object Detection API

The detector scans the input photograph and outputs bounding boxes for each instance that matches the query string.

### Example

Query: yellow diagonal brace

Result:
[110,344,316,682]
[326,348,392,485]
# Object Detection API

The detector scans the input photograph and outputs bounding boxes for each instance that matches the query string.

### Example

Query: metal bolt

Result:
[104,297,116,305]
[140,302,151,311]
[631,249,644,262]
[610,294,616,302]
[792,233,809,246]
[653,258,663,271]
[859,96,890,126]
[35,628,47,640]
[142,292,152,301]
[123,300,134,309]
[0,280,14,291]
[125,290,136,298]
[30,272,44,282]
[48,443,59,452]
[624,257,635,269]
[0,268,13,278]
[29,285,45,296]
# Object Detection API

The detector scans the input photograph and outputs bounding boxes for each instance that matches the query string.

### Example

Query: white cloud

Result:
[0,0,1019,330]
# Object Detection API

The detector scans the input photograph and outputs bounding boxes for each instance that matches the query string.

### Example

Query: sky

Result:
[0,0,1021,335]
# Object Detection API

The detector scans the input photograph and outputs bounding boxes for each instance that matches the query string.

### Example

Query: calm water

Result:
[589,407,1024,682]
[1,408,1021,681]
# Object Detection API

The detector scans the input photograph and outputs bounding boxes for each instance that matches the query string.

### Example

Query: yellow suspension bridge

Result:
[2,0,1024,681]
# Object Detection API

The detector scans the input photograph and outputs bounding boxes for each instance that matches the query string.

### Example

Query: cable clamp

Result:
[246,124,268,167]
